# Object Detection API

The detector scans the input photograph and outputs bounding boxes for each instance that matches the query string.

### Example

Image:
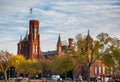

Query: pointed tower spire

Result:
[57,34,61,43]
[88,30,90,36]
[87,30,90,38]
[86,30,93,42]
[57,34,62,56]
[85,30,93,62]
[25,30,28,40]
[22,30,28,42]
[20,35,22,42]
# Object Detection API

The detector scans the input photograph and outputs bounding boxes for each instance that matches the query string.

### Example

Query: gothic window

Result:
[32,27,34,36]
[35,45,37,53]
[19,44,21,50]
[34,28,37,39]
[33,45,35,53]
[32,27,37,39]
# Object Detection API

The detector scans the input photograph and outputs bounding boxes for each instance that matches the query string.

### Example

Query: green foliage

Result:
[50,55,73,75]
[112,48,120,62]
[73,32,120,82]
[17,59,42,76]
[39,56,52,74]
[96,33,110,44]
[0,50,13,81]
[102,53,115,67]
[32,60,42,73]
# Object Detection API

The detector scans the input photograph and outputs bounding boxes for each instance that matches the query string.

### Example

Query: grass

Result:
[0,79,88,82]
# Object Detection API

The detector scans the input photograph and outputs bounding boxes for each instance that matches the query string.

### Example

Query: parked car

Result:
[104,77,109,82]
[17,77,29,80]
[51,75,62,81]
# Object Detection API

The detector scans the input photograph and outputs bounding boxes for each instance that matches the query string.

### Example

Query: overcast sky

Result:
[0,0,120,54]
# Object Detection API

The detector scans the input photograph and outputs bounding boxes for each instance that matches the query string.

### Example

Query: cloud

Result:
[0,0,120,54]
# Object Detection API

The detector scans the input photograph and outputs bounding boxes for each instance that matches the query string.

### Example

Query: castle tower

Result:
[57,34,62,56]
[85,30,93,62]
[17,31,29,59]
[28,20,40,59]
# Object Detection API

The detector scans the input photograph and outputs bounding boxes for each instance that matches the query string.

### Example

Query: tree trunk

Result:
[4,71,7,82]
[64,72,67,82]
[65,72,67,79]
[87,63,91,82]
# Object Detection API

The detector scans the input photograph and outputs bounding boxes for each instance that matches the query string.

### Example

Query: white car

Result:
[52,75,62,81]
[17,77,29,80]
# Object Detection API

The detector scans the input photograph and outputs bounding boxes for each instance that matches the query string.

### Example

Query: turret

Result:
[17,31,29,59]
[85,30,93,62]
[20,35,22,42]
[28,20,40,59]
[57,34,62,56]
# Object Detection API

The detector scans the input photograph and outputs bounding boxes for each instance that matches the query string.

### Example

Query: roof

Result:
[41,49,66,56]
[57,34,61,43]
[41,50,57,56]
[20,31,28,43]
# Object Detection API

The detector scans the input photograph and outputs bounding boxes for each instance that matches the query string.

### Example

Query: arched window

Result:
[35,45,37,53]
[34,28,37,39]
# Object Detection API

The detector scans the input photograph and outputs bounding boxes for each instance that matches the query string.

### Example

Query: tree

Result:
[108,37,120,77]
[10,55,25,78]
[16,59,39,78]
[32,60,42,75]
[0,50,12,81]
[59,55,73,79]
[96,33,120,67]
[72,32,120,82]
[39,56,53,78]
[10,55,25,68]
[50,55,73,78]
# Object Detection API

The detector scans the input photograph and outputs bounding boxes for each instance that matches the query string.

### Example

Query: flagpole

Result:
[30,8,33,20]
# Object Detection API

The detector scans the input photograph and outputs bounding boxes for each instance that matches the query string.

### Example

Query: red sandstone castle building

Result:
[17,20,73,59]
[17,19,114,79]
[17,20,40,59]
[17,19,73,59]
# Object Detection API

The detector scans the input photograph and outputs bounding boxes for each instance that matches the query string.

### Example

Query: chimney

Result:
[68,38,73,47]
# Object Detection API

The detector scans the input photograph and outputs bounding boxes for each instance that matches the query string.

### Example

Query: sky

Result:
[0,0,120,55]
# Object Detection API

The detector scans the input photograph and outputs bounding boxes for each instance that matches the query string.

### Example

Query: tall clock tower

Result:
[28,20,40,59]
